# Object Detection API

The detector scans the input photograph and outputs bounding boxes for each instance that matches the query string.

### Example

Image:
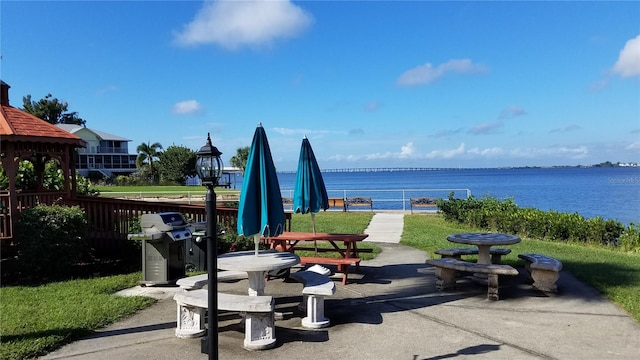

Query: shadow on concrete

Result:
[417,344,502,359]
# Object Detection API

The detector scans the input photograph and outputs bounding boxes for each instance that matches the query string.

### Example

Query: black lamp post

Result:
[195,133,223,360]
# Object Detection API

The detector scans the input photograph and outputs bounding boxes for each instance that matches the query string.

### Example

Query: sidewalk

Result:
[42,214,640,360]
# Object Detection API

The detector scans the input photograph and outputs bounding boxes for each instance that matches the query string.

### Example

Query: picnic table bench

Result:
[518,253,562,293]
[267,232,368,285]
[435,247,511,264]
[425,258,519,300]
[173,290,276,350]
[290,270,336,328]
[176,271,248,291]
[299,256,361,285]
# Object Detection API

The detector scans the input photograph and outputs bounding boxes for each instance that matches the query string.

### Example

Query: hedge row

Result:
[436,194,639,252]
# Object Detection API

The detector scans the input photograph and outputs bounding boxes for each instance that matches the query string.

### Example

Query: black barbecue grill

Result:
[138,212,192,286]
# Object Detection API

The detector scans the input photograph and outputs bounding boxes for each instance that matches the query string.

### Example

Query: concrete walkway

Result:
[364,212,404,243]
[41,214,640,360]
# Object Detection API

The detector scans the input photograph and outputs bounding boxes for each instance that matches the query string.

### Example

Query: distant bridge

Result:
[278,167,486,174]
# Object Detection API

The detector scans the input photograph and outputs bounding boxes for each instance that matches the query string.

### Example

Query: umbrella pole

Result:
[254,234,261,256]
[311,213,318,256]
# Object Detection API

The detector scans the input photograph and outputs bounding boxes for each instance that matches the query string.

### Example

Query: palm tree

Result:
[136,141,163,183]
[229,146,250,175]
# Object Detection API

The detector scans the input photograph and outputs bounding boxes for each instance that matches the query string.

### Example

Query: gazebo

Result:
[0,80,86,241]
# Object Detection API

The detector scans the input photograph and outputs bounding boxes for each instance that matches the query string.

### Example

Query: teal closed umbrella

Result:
[237,124,285,255]
[293,136,329,234]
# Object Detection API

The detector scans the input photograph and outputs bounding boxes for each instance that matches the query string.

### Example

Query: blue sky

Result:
[2,1,639,171]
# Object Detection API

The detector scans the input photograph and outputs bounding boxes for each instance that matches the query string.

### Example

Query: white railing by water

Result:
[99,188,471,211]
[282,188,471,211]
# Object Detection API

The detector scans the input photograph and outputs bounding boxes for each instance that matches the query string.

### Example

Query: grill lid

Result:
[141,212,189,232]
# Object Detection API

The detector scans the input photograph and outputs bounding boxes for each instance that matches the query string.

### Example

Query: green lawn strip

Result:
[94,185,239,197]
[402,214,640,322]
[0,273,155,360]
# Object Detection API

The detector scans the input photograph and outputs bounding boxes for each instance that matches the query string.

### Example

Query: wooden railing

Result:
[66,196,235,253]
[0,191,11,239]
[2,192,292,254]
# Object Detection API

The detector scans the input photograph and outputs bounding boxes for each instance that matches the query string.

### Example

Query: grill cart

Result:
[135,212,192,286]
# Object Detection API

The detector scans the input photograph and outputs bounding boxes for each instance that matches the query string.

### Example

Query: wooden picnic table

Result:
[265,232,369,285]
[265,231,369,259]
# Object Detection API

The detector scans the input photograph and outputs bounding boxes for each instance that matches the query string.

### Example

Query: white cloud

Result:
[172,100,203,115]
[396,59,487,87]
[431,128,464,138]
[612,34,640,77]
[95,85,118,96]
[469,122,503,135]
[425,143,466,159]
[468,147,504,156]
[625,141,640,150]
[510,145,588,159]
[364,100,381,112]
[549,124,581,133]
[173,0,313,50]
[498,105,526,120]
[557,146,588,158]
[589,78,609,92]
[400,142,415,157]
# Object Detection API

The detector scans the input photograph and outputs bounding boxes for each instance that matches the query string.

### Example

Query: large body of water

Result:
[273,167,640,225]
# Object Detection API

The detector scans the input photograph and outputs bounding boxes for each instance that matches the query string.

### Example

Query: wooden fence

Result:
[2,192,291,254]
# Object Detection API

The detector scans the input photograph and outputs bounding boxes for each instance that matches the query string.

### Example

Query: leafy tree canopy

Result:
[21,94,86,126]
[156,145,197,185]
[229,146,250,175]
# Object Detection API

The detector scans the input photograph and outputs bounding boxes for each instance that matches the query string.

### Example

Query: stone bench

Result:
[175,271,248,291]
[435,247,512,264]
[518,253,562,293]
[299,256,361,285]
[424,258,519,301]
[173,290,276,350]
[290,270,336,329]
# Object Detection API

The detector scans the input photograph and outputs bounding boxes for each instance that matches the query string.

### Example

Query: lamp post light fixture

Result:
[195,133,223,360]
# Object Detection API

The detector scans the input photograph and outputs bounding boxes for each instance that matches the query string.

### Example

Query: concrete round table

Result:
[218,250,300,296]
[446,232,521,265]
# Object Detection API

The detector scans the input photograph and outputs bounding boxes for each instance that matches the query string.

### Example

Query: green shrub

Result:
[76,173,100,196]
[17,205,91,281]
[437,195,633,251]
[620,223,640,252]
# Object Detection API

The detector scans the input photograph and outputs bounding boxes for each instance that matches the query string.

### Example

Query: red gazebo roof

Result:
[0,81,85,147]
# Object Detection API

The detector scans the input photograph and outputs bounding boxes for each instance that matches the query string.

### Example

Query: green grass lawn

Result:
[288,211,379,259]
[0,273,154,360]
[93,185,239,196]
[402,214,640,322]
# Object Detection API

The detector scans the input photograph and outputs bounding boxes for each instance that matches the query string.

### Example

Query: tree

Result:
[136,142,163,183]
[229,146,250,175]
[156,145,197,185]
[21,94,86,125]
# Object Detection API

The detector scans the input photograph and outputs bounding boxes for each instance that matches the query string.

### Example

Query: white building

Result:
[56,124,137,179]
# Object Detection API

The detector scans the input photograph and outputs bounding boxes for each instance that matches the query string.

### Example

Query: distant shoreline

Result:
[278,164,640,174]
